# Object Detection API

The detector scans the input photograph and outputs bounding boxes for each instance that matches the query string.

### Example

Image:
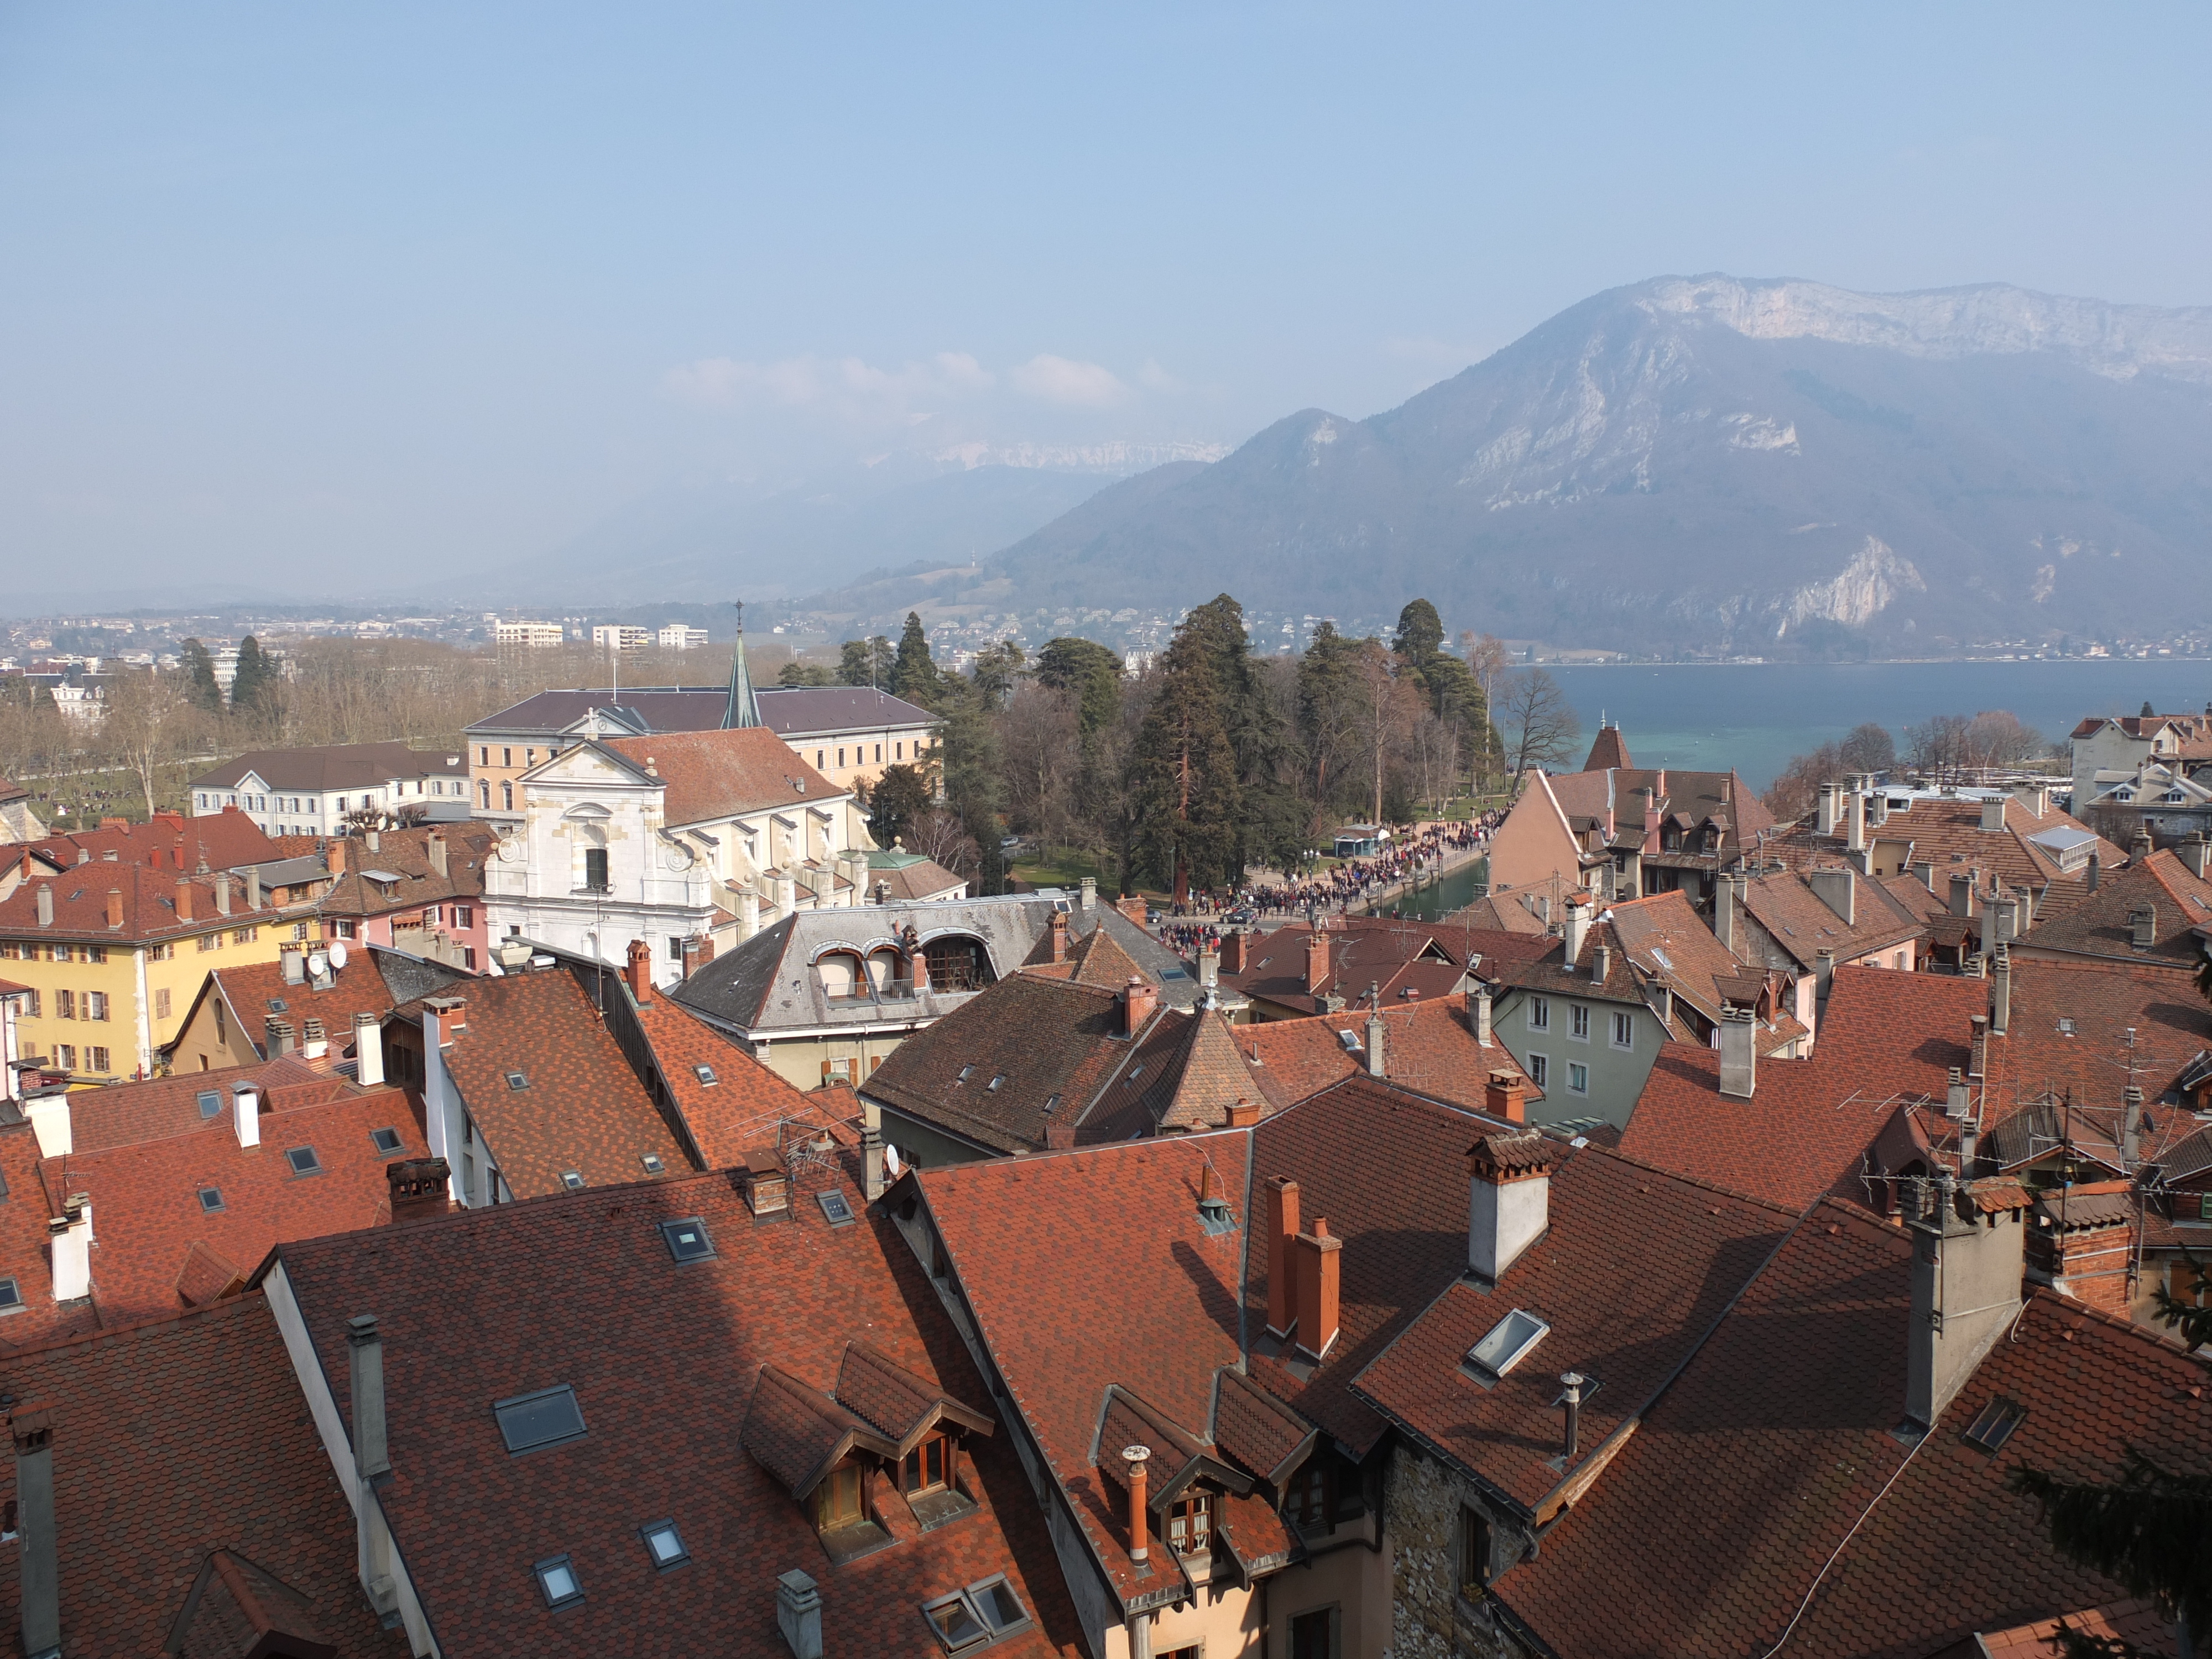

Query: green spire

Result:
[723,601,761,729]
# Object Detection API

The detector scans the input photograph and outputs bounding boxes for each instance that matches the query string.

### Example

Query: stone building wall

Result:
[1384,1441,1530,1659]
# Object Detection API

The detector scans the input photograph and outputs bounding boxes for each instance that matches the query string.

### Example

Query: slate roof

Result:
[1351,1144,1796,1516]
[1238,994,1538,1116]
[468,686,732,738]
[267,1156,1079,1658]
[434,965,689,1197]
[0,1298,407,1658]
[752,685,937,735]
[192,741,467,791]
[600,727,845,825]
[35,1082,428,1326]
[2016,847,2212,968]
[1620,967,1990,1211]
[1490,1206,2212,1659]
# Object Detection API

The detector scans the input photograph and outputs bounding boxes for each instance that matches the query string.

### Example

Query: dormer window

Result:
[1287,1462,1330,1530]
[816,1461,865,1532]
[1168,1492,1212,1554]
[902,1431,953,1495]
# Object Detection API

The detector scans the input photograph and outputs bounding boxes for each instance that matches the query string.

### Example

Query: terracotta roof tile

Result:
[601,727,841,825]
[2017,847,2212,968]
[26,805,281,876]
[1239,995,1538,1117]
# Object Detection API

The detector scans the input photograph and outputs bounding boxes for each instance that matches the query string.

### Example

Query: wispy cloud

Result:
[1006,354,1130,407]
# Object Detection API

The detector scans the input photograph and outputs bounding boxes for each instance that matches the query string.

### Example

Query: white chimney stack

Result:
[48,1196,91,1301]
[1467,1131,1552,1281]
[233,1080,261,1149]
[25,1093,71,1160]
[1719,1007,1757,1100]
[1906,1175,2025,1429]
[353,1011,384,1087]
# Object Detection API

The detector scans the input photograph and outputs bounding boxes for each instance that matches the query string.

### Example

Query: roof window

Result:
[0,1279,20,1312]
[2057,1018,2075,1036]
[956,1065,975,1083]
[561,1171,586,1192]
[197,1187,225,1213]
[1467,1308,1550,1378]
[924,1577,1033,1652]
[1126,1065,1145,1086]
[817,1189,857,1228]
[267,997,288,1014]
[1041,1093,1062,1115]
[693,1064,718,1086]
[1963,1396,2026,1453]
[505,1070,529,1091]
[533,1553,583,1610]
[495,1384,587,1454]
[986,1074,1006,1092]
[641,1153,666,1176]
[284,1146,322,1177]
[369,1127,403,1155]
[639,1519,690,1571]
[197,1091,222,1119]
[659,1217,714,1264]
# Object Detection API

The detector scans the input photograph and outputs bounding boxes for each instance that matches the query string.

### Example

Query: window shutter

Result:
[821,1060,833,1082]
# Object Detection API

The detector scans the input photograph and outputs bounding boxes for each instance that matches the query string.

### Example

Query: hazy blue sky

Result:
[3,2,2206,600]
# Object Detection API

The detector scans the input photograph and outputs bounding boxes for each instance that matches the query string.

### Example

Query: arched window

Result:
[868,947,908,996]
[816,951,868,1000]
[922,936,994,993]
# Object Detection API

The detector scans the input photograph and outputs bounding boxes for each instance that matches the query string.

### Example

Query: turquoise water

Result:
[1543,660,2212,792]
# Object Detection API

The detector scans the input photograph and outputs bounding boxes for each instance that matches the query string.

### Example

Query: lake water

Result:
[1539,660,2212,792]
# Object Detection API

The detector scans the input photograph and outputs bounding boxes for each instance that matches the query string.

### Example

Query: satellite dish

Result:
[326,941,348,970]
[307,951,330,977]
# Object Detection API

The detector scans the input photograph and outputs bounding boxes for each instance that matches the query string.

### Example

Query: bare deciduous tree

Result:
[1498,669,1582,779]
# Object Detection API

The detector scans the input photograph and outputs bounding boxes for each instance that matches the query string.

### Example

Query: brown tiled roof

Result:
[1352,1144,1794,1514]
[1620,967,1989,1210]
[864,855,965,902]
[27,806,281,876]
[60,1054,343,1155]
[601,727,842,825]
[2016,847,2212,968]
[1212,1369,1316,1488]
[191,741,466,791]
[740,1362,899,1497]
[0,1128,102,1352]
[1067,924,1146,990]
[435,968,688,1197]
[1736,866,1927,973]
[1972,1600,2173,1659]
[39,1082,427,1326]
[1582,726,1633,770]
[1491,1218,2212,1659]
[191,951,448,1064]
[627,993,849,1169]
[1106,1008,1261,1136]
[1995,956,2212,1106]
[1547,765,1775,856]
[1438,893,1552,935]
[1239,994,1537,1115]
[836,1340,994,1447]
[0,1298,408,1657]
[1218,917,1472,1014]
[0,860,311,945]
[1770,792,2127,899]
[269,1157,1078,1657]
[317,823,494,920]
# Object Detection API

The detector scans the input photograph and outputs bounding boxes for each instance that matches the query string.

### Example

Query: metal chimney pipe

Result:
[1559,1371,1586,1462]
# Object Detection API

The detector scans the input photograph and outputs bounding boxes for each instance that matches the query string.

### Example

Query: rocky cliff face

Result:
[972,275,2212,653]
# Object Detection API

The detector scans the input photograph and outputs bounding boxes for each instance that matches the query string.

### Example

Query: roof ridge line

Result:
[0,1286,261,1364]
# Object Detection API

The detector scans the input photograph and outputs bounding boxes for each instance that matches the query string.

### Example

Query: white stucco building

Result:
[484,726,876,986]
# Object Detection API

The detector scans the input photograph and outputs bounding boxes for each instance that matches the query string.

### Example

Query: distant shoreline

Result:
[1532,656,2212,669]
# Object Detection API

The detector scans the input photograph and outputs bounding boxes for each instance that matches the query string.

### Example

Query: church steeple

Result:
[723,601,761,730]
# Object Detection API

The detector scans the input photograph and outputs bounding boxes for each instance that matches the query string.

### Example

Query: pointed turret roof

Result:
[722,602,761,729]
[1583,723,1632,771]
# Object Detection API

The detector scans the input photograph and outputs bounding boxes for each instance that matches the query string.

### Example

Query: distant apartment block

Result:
[493,620,566,649]
[190,743,473,837]
[656,624,710,650]
[589,625,651,651]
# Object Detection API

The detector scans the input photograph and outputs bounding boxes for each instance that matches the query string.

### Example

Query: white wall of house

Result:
[191,771,471,838]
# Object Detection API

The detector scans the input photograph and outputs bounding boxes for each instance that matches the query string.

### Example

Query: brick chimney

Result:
[1483,1068,1526,1124]
[1225,1097,1260,1128]
[1116,895,1148,927]
[427,832,448,878]
[1904,1174,2026,1430]
[105,887,123,930]
[353,1011,384,1087]
[327,839,347,877]
[1305,931,1330,995]
[1265,1176,1300,1340]
[1123,977,1156,1036]
[626,937,654,1004]
[1718,1007,1757,1100]
[2026,1181,2137,1316]
[11,1402,59,1659]
[1221,930,1247,974]
[175,874,194,922]
[1122,1446,1152,1565]
[387,1156,452,1223]
[1468,1130,1551,1280]
[1050,910,1068,963]
[1292,1218,1342,1362]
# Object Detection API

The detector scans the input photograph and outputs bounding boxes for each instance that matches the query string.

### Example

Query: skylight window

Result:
[924,1578,1033,1652]
[956,1065,975,1082]
[641,1153,666,1176]
[660,1217,713,1263]
[284,1146,322,1177]
[986,1074,1006,1092]
[369,1127,403,1155]
[817,1189,856,1228]
[562,1171,586,1192]
[639,1519,690,1571]
[0,1279,23,1312]
[1963,1396,2026,1453]
[693,1064,718,1086]
[2057,1018,2076,1036]
[533,1553,583,1609]
[197,1091,221,1119]
[268,997,288,1014]
[505,1071,529,1091]
[495,1385,587,1454]
[1467,1309,1550,1378]
[197,1188,225,1213]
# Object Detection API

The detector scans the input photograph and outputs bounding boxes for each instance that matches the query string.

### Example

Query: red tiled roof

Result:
[27,806,283,877]
[435,968,687,1198]
[1620,967,1989,1210]
[1217,917,1472,1015]
[269,1157,1079,1658]
[0,1297,408,1658]
[1995,956,2212,1107]
[1239,994,1537,1115]
[193,954,413,1063]
[1494,1213,2212,1659]
[60,1054,343,1155]
[1438,894,1552,935]
[318,823,494,920]
[39,1083,427,1326]
[627,993,851,1170]
[0,860,310,945]
[602,727,842,825]
[2017,847,2212,968]
[0,1129,101,1352]
[1351,1144,1794,1514]
[1582,727,1633,771]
